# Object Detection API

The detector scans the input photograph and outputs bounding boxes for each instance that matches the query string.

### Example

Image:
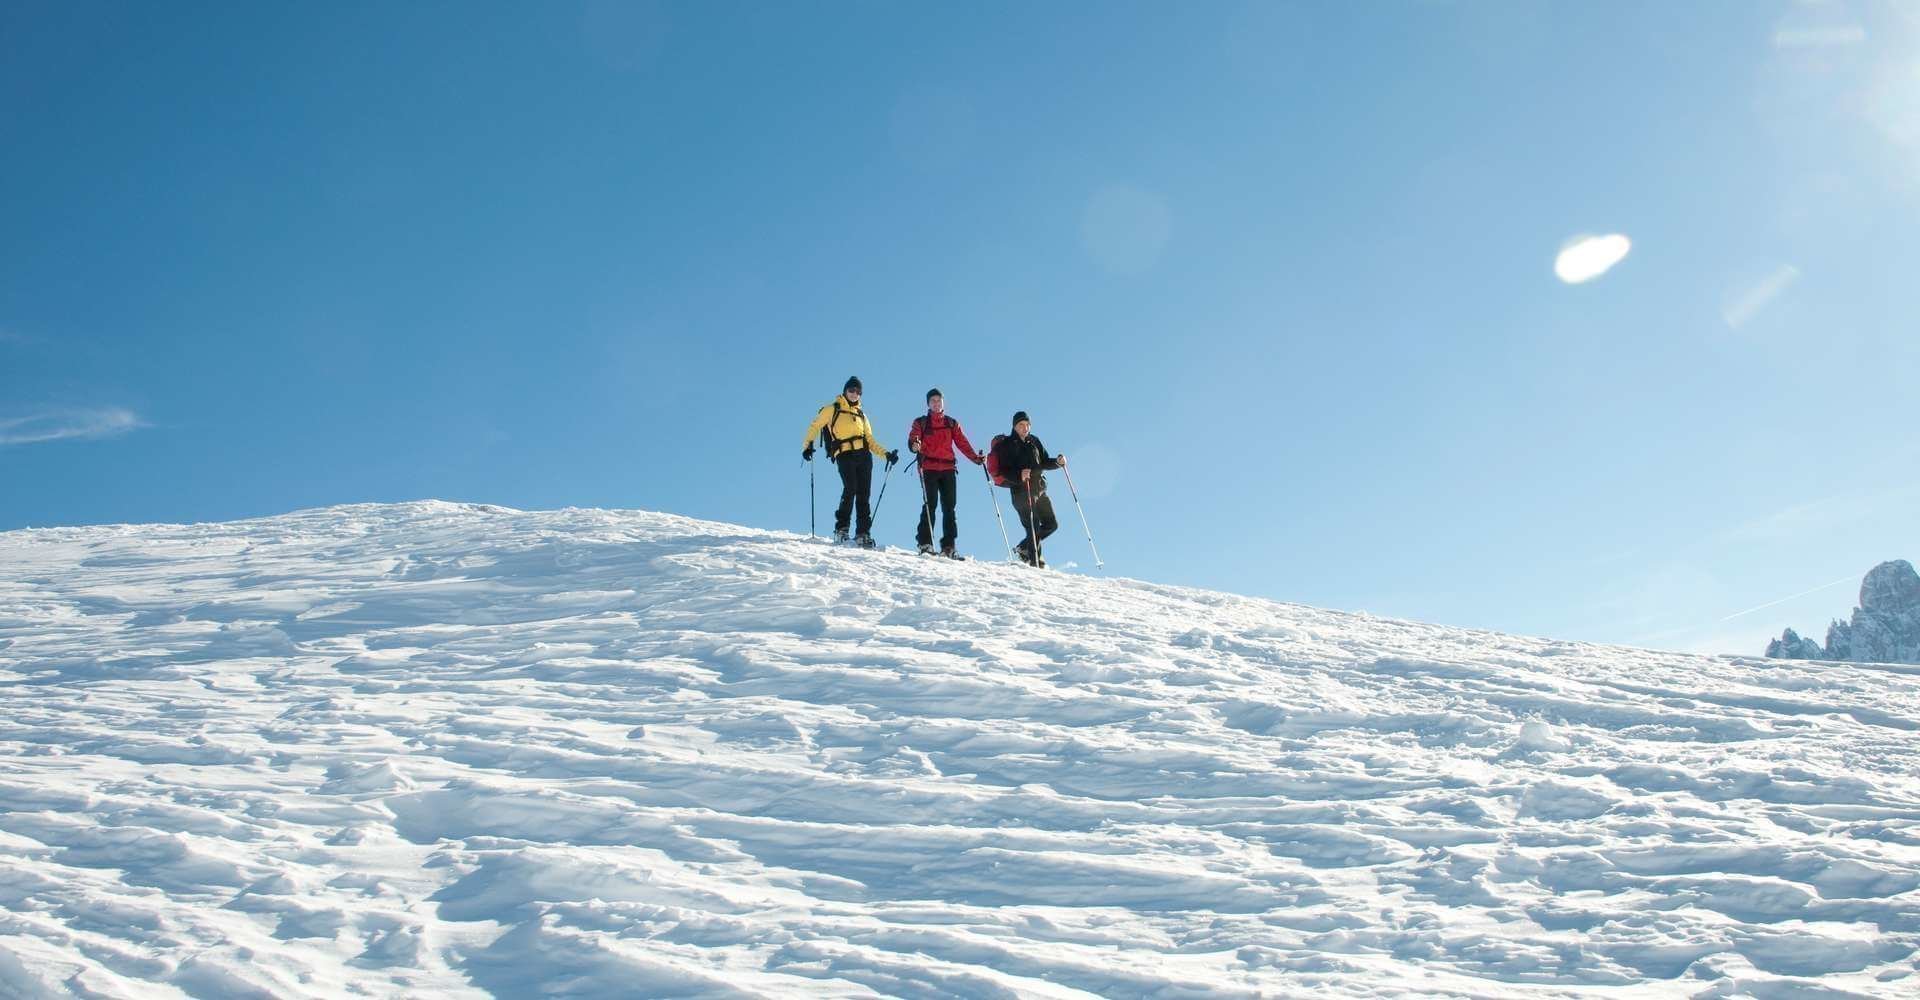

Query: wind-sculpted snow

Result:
[2,502,1918,997]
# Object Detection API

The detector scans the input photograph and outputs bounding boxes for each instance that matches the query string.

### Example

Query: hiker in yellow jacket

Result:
[802,376,897,547]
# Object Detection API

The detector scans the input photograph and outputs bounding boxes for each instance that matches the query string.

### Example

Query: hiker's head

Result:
[926,388,944,415]
[1011,411,1030,437]
[843,376,862,400]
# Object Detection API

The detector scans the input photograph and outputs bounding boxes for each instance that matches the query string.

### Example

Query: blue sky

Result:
[4,1,1916,656]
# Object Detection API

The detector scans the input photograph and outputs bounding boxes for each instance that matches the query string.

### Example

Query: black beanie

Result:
[844,376,862,393]
[1011,410,1030,427]
[926,387,942,401]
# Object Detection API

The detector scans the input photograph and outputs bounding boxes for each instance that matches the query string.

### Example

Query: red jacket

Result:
[906,412,981,473]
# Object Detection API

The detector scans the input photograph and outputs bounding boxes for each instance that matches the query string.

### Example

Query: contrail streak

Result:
[1719,575,1855,622]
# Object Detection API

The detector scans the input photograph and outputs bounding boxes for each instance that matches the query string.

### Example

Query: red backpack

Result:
[985,434,1009,486]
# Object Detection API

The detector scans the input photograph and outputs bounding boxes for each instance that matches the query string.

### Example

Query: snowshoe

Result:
[941,547,963,561]
[917,543,936,556]
[833,528,850,543]
[856,534,876,549]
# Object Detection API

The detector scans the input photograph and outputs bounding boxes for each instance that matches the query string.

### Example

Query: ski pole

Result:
[914,420,936,550]
[808,455,815,537]
[983,463,1014,561]
[1025,477,1043,567]
[1061,466,1103,569]
[920,467,936,550]
[872,454,901,521]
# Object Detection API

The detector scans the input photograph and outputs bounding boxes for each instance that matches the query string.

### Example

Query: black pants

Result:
[1008,478,1057,562]
[834,450,874,535]
[916,469,959,549]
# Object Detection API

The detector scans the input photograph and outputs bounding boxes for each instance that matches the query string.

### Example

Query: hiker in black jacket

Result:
[992,410,1065,567]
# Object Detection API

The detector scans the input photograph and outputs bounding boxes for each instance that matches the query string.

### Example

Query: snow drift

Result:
[1,502,1917,997]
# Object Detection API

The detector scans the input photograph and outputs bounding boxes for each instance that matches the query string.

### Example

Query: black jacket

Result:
[994,432,1059,486]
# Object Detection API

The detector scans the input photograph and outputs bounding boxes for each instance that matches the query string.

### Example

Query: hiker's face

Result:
[844,388,861,401]
[928,396,945,415]
[1014,420,1030,437]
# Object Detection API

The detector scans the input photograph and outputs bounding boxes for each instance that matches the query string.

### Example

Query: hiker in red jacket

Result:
[906,388,984,558]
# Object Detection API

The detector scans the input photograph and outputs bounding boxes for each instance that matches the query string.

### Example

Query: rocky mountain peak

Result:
[1859,559,1920,614]
[1766,559,1920,665]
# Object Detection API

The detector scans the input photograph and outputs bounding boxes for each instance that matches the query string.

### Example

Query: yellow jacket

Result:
[803,395,887,457]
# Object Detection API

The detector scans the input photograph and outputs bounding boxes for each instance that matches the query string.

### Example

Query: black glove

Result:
[885,450,900,467]
[802,446,814,462]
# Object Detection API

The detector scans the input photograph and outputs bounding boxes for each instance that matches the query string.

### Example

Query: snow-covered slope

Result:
[2,502,1917,998]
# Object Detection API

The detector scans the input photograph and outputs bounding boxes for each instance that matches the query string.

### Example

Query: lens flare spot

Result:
[1554,234,1632,284]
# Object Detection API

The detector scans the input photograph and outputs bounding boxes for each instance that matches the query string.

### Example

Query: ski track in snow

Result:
[1,501,1917,998]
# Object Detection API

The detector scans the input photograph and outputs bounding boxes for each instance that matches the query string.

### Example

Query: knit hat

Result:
[926,387,942,401]
[844,376,862,394]
[1011,410,1030,427]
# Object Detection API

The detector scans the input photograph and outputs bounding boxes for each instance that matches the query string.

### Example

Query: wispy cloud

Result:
[1721,264,1801,329]
[1553,234,1631,284]
[1722,482,1920,544]
[1718,574,1855,622]
[1773,25,1867,49]
[1575,560,1731,644]
[0,408,144,447]
[1863,54,1920,174]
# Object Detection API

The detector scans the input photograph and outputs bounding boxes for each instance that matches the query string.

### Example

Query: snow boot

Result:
[833,528,850,543]
[941,546,961,560]
[917,543,936,556]
[856,534,876,549]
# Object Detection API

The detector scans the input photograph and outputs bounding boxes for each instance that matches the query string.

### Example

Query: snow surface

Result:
[2,501,1918,998]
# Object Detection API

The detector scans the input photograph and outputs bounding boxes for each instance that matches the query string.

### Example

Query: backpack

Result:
[819,400,865,459]
[985,434,1009,486]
